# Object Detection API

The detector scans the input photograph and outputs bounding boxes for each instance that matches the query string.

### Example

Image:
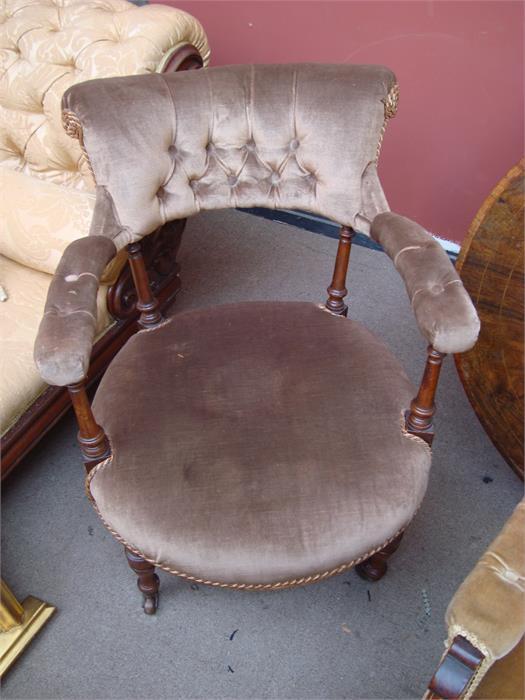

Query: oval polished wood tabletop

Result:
[455,160,524,480]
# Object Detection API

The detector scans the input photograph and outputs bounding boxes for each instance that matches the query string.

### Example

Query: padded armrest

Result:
[34,236,116,387]
[371,212,480,354]
[446,499,525,663]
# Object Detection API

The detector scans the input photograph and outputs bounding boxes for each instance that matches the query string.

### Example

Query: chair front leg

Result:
[125,549,160,615]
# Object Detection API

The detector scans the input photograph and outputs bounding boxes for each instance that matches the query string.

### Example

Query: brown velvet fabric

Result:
[89,302,431,585]
[61,64,396,246]
[371,212,480,353]
[34,235,116,386]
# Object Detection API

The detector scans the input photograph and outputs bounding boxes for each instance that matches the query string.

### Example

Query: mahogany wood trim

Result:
[127,241,163,328]
[161,43,204,73]
[406,346,446,446]
[427,635,485,699]
[325,225,355,316]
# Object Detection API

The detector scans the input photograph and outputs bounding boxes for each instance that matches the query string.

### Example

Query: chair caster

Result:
[143,590,159,615]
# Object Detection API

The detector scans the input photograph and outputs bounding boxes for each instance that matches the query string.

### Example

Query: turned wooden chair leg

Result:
[355,533,404,582]
[125,548,160,615]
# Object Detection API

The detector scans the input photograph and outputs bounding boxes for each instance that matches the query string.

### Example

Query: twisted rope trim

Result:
[376,83,400,163]
[62,110,96,185]
[85,455,411,591]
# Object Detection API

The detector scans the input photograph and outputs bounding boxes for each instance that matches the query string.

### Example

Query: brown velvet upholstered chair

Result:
[33,64,480,615]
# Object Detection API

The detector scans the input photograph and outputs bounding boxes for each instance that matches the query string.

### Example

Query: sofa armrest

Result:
[446,499,525,663]
[34,236,116,387]
[120,4,211,69]
[427,500,525,699]
[371,212,480,353]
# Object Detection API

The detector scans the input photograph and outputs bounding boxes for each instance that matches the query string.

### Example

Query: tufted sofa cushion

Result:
[0,168,126,280]
[0,0,209,272]
[0,0,210,192]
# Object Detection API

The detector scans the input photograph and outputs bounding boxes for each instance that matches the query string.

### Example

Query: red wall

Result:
[161,0,524,244]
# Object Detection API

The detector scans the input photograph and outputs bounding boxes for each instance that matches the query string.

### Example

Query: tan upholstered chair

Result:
[33,65,480,616]
[0,0,210,477]
[426,498,524,699]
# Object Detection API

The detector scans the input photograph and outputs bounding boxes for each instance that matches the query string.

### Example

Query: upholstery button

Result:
[289,139,300,151]
[245,139,256,152]
[157,186,165,199]
[189,179,198,191]
[431,284,444,295]
[205,142,215,153]
[269,172,280,185]
[227,174,238,187]
[501,568,520,583]
[168,145,177,157]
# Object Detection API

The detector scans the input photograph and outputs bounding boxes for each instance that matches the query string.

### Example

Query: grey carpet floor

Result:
[1,209,522,700]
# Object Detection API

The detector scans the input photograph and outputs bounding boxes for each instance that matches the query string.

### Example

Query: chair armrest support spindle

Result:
[406,346,446,445]
[325,226,355,317]
[68,381,110,471]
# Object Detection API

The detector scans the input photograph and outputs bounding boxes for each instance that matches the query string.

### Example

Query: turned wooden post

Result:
[127,241,163,328]
[68,381,110,471]
[125,548,160,615]
[406,346,446,445]
[325,225,355,316]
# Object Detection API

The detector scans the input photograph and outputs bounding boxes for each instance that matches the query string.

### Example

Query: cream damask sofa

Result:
[0,0,209,477]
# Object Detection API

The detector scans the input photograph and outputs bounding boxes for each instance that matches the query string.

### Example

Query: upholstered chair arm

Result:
[34,236,117,387]
[370,212,480,354]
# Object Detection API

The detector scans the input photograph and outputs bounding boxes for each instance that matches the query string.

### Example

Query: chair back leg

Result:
[355,532,404,581]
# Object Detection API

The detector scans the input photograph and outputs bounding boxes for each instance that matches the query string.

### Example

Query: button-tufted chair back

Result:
[0,0,209,192]
[61,63,399,249]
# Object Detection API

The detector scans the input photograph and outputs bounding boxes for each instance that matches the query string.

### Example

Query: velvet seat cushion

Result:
[89,302,431,587]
